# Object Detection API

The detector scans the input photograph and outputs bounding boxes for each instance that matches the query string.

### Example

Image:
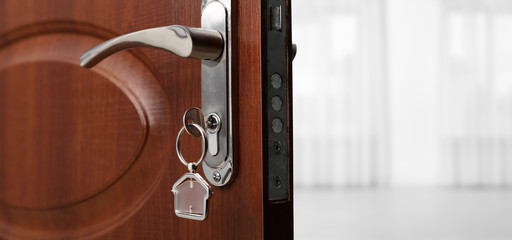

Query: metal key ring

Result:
[176,123,208,171]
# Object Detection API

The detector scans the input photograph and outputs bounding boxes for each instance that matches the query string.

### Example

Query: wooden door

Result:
[0,0,293,239]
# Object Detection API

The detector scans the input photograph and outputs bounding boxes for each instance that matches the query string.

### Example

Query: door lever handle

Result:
[80,25,224,68]
[79,0,235,188]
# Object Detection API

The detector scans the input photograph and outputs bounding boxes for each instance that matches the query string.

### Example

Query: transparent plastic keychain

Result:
[172,122,212,221]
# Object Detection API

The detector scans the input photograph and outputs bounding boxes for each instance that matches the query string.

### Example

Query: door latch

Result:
[79,0,235,186]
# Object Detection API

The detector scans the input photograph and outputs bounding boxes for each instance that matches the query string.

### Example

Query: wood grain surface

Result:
[0,0,266,239]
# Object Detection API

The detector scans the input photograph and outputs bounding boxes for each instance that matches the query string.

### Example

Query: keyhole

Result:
[206,113,221,133]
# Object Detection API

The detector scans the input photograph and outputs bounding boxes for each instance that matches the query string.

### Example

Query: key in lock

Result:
[183,107,221,157]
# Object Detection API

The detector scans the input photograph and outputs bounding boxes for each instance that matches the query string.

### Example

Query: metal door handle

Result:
[80,25,223,68]
[79,0,235,187]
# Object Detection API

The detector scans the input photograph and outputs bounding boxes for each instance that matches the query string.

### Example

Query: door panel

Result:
[0,22,172,239]
[0,34,149,209]
[0,0,276,239]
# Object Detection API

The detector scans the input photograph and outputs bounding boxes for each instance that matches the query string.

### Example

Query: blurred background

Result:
[292,0,512,239]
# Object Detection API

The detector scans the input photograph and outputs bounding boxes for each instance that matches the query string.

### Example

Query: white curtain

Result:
[293,0,389,188]
[293,0,512,188]
[440,0,512,187]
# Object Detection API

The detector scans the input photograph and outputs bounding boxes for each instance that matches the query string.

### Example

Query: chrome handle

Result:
[80,25,223,68]
[80,0,235,188]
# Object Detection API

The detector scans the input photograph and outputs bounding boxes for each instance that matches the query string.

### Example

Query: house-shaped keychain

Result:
[172,173,212,220]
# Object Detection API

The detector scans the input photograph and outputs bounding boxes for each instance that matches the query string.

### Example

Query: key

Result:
[183,107,206,137]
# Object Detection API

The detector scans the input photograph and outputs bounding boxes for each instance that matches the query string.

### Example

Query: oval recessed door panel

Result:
[0,27,171,239]
[0,60,147,209]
